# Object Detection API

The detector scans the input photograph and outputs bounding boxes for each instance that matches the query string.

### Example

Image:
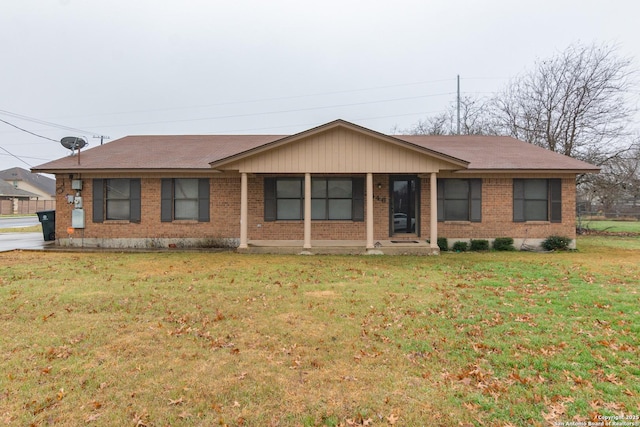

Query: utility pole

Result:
[457,75,461,135]
[93,135,110,145]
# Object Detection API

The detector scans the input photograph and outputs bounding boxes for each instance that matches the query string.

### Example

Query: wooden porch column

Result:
[239,172,248,249]
[304,172,312,249]
[430,172,439,251]
[366,172,374,249]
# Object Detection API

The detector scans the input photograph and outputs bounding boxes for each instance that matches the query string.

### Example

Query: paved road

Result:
[0,232,53,252]
[0,216,51,252]
[0,216,40,228]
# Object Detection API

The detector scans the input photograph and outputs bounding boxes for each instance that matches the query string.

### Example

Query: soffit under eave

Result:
[32,168,221,177]
[212,155,466,174]
[448,168,600,175]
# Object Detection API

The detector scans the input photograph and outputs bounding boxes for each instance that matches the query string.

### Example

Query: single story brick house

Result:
[32,119,599,254]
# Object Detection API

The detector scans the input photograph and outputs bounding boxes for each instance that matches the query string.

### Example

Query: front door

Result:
[390,176,419,235]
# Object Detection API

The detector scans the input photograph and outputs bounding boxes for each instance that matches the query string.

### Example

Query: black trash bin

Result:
[36,210,56,241]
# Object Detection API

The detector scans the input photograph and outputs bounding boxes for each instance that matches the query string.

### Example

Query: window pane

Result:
[444,200,469,221]
[525,200,548,221]
[277,180,301,198]
[328,180,352,198]
[311,179,326,197]
[174,179,198,199]
[106,179,130,199]
[444,179,469,199]
[525,179,548,199]
[175,200,198,220]
[106,200,130,220]
[277,199,301,220]
[312,199,326,220]
[328,199,352,220]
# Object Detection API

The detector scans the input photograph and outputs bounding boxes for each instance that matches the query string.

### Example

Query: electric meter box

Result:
[72,209,85,229]
[71,179,83,190]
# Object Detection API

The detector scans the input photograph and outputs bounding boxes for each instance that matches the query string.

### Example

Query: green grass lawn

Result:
[579,219,640,233]
[0,236,638,426]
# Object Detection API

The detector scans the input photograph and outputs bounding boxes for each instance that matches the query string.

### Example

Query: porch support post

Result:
[430,172,439,251]
[366,172,374,249]
[239,172,248,249]
[303,172,312,249]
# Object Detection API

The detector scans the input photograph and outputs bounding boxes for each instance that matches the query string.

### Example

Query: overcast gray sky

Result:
[1,0,639,172]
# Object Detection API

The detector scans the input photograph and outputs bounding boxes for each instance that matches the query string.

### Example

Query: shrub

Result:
[437,237,448,251]
[541,235,572,251]
[470,239,489,251]
[452,241,468,252]
[493,237,515,251]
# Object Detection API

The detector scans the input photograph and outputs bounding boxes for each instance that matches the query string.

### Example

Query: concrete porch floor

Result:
[239,239,440,255]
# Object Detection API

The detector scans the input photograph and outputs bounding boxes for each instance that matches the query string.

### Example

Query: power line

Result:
[0,109,96,135]
[87,92,456,129]
[0,144,33,168]
[0,118,59,143]
[47,78,458,120]
[207,108,450,134]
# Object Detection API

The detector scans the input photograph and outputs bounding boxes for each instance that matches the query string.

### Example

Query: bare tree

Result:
[491,42,636,163]
[580,139,640,215]
[397,96,495,135]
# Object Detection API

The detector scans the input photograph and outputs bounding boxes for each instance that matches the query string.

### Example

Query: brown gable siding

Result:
[220,127,464,173]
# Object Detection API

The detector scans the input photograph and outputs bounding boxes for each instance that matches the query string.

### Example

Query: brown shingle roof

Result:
[396,135,600,172]
[31,121,599,173]
[32,135,285,171]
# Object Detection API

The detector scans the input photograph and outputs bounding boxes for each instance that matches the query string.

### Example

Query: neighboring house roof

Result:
[31,119,600,174]
[0,179,40,198]
[0,167,56,196]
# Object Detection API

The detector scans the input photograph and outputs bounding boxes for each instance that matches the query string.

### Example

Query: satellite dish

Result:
[61,136,87,151]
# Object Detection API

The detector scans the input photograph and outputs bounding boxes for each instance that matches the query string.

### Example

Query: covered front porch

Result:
[208,120,470,254]
[236,172,441,255]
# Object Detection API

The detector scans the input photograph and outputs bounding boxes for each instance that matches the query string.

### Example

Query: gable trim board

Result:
[31,120,598,254]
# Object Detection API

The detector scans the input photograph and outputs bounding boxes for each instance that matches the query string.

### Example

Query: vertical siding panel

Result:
[291,141,298,171]
[356,133,362,172]
[343,129,349,173]
[312,135,319,173]
[336,129,344,172]
[318,135,324,173]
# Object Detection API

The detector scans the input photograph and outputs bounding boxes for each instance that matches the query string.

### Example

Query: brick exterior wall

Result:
[53,173,577,245]
[434,174,576,240]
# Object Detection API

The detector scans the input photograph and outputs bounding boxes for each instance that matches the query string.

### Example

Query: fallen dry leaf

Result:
[168,396,184,406]
[85,412,101,423]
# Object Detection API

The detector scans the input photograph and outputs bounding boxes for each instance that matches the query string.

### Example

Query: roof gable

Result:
[0,180,40,198]
[211,120,469,173]
[0,167,56,195]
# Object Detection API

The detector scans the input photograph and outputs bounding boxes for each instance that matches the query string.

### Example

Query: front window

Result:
[437,178,482,222]
[523,179,548,221]
[173,179,199,220]
[442,179,470,221]
[268,177,360,221]
[514,179,549,221]
[312,178,353,220]
[105,179,131,220]
[276,179,303,220]
[161,178,210,222]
